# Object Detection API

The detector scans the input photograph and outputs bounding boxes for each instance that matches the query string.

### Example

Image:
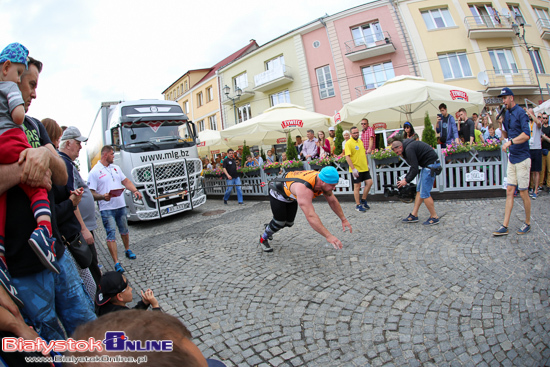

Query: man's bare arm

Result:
[19,144,68,186]
[0,162,52,196]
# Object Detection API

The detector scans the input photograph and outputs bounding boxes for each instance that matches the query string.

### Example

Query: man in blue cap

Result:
[259,166,352,252]
[493,87,532,236]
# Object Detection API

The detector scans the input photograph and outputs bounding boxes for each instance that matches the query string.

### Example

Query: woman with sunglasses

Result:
[402,122,419,141]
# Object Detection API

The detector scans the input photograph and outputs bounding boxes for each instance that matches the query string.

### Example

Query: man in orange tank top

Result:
[259,167,352,252]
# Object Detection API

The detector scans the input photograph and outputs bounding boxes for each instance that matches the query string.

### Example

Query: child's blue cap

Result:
[0,43,29,69]
[318,166,339,184]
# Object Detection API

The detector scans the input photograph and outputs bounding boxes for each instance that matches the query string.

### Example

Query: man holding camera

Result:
[391,139,441,225]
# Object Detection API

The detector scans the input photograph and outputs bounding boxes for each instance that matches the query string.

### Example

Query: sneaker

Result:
[125,249,136,259]
[258,237,273,253]
[355,204,367,212]
[530,192,537,200]
[422,217,440,226]
[402,213,419,223]
[28,226,60,274]
[360,199,370,210]
[516,223,531,235]
[492,225,509,236]
[264,224,273,240]
[224,200,228,205]
[528,188,533,195]
[0,260,24,308]
[115,262,125,273]
[238,202,244,205]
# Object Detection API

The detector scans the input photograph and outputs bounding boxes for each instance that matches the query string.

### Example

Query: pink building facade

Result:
[302,1,417,116]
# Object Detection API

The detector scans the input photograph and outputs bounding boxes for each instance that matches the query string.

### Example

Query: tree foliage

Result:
[422,111,438,148]
[333,125,344,156]
[286,133,299,161]
[241,141,251,167]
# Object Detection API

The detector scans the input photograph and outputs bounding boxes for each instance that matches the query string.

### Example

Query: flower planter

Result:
[336,161,349,171]
[476,150,501,159]
[244,169,261,177]
[374,156,400,166]
[445,152,471,162]
[264,168,281,175]
[284,167,304,172]
[309,164,328,171]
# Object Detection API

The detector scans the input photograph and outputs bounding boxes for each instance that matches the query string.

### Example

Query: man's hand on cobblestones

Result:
[141,289,159,308]
[326,234,343,250]
[341,218,352,234]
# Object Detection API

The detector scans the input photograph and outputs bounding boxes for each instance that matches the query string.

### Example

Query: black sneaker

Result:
[258,237,273,253]
[264,224,273,240]
[224,200,228,205]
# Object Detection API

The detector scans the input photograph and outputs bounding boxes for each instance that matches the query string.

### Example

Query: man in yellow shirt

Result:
[345,126,373,212]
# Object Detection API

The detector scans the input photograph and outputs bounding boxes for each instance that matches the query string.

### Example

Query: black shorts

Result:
[530,149,542,172]
[352,170,372,184]
[269,195,298,224]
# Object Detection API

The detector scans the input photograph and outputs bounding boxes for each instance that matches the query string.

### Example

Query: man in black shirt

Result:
[458,108,475,144]
[1,57,96,342]
[222,149,243,205]
[392,139,441,226]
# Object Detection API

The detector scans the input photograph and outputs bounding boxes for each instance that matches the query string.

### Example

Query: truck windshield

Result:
[121,121,196,149]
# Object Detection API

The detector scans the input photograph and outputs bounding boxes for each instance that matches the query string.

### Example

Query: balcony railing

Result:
[536,18,550,40]
[253,65,293,92]
[344,31,396,62]
[464,15,516,38]
[220,89,255,106]
[483,69,539,94]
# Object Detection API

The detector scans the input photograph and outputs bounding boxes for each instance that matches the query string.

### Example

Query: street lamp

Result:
[223,85,242,125]
[513,19,544,102]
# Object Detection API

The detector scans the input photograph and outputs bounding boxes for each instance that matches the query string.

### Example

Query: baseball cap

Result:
[318,166,339,184]
[61,126,88,142]
[0,42,29,68]
[498,87,514,97]
[95,271,128,306]
[328,126,335,131]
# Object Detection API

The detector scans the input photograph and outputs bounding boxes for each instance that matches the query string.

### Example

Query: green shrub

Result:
[422,112,438,148]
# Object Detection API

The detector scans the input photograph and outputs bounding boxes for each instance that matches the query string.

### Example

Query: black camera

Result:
[383,183,416,203]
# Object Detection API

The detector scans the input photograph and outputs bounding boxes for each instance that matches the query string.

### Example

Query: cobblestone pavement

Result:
[93,192,550,366]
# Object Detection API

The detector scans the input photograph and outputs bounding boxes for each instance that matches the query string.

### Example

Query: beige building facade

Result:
[395,0,550,110]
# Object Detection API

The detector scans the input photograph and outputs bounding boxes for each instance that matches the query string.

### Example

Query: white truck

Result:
[86,100,206,221]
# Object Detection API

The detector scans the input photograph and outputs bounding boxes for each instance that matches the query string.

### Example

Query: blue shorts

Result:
[101,207,129,241]
[416,163,440,199]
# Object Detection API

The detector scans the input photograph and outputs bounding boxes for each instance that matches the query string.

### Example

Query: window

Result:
[207,87,213,102]
[530,49,546,74]
[361,61,395,90]
[183,100,189,114]
[180,83,183,93]
[534,7,550,21]
[316,66,335,99]
[237,104,251,123]
[438,52,473,79]
[233,73,248,90]
[266,55,285,71]
[351,22,384,47]
[209,115,217,130]
[198,119,205,132]
[421,8,455,30]
[488,49,518,74]
[197,92,204,107]
[469,5,500,27]
[177,86,180,96]
[184,81,188,91]
[270,90,290,106]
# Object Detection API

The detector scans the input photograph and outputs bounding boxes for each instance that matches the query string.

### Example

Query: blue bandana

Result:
[0,43,29,68]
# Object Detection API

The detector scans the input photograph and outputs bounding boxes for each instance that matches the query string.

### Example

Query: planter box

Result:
[445,152,471,162]
[309,164,331,171]
[336,161,349,171]
[284,166,304,172]
[264,168,281,175]
[476,150,501,159]
[374,156,400,165]
[243,169,261,177]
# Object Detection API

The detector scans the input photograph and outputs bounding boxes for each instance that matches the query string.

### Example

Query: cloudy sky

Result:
[2,0,369,137]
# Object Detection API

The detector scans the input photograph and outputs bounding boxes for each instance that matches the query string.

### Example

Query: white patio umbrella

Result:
[339,75,485,130]
[220,103,333,146]
[534,99,550,115]
[197,129,230,156]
